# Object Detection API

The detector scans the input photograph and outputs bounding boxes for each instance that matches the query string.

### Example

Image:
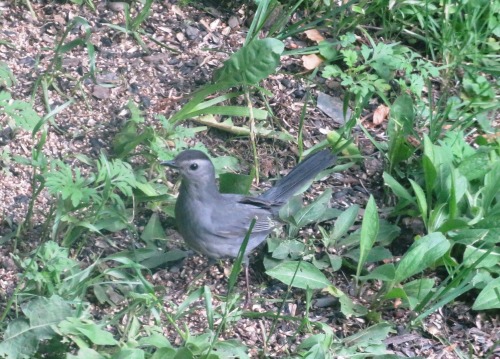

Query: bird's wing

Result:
[209,196,277,240]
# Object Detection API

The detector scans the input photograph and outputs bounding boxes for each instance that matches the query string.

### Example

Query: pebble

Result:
[92,85,111,99]
[176,32,185,42]
[228,16,239,28]
[185,25,200,40]
[107,1,127,12]
[143,53,169,64]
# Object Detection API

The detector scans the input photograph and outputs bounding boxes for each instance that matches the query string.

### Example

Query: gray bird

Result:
[162,149,336,302]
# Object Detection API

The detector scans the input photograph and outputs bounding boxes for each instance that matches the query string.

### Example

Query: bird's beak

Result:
[160,160,178,168]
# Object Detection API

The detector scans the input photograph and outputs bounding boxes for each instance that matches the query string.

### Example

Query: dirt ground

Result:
[0,1,498,358]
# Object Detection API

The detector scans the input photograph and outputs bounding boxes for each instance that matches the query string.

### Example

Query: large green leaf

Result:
[330,205,359,243]
[58,317,117,346]
[472,277,500,310]
[219,172,254,195]
[215,38,284,86]
[141,212,167,244]
[289,189,332,229]
[266,261,330,289]
[359,263,396,282]
[387,94,415,171]
[409,179,428,228]
[394,232,450,283]
[356,195,379,279]
[383,172,415,204]
[463,245,500,269]
[0,296,74,359]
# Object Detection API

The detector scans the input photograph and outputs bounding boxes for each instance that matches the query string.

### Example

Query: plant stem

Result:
[245,90,259,183]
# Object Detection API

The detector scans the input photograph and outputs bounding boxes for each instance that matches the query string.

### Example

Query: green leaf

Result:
[472,277,500,310]
[463,246,500,269]
[322,64,342,78]
[0,320,38,359]
[110,348,146,359]
[330,205,359,243]
[141,329,173,347]
[289,189,332,229]
[112,123,154,158]
[422,154,437,204]
[428,203,448,233]
[141,212,167,243]
[215,38,284,86]
[338,323,393,353]
[279,195,304,221]
[327,253,342,271]
[357,195,379,279]
[0,94,42,132]
[409,179,428,228]
[266,261,330,289]
[0,296,74,359]
[0,61,16,88]
[402,278,435,309]
[383,172,415,204]
[482,161,500,214]
[359,263,395,282]
[271,239,306,260]
[325,286,368,318]
[58,317,118,346]
[387,94,415,171]
[319,40,339,61]
[219,172,254,195]
[394,232,450,283]
[345,246,393,264]
[458,150,491,181]
[67,348,107,359]
[341,48,358,67]
[212,340,249,359]
[46,161,97,208]
[212,155,240,174]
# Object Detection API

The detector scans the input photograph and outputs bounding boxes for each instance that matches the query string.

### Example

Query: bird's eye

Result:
[190,163,198,170]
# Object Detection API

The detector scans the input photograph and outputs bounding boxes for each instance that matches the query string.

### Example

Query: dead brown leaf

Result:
[302,54,323,70]
[304,29,325,43]
[373,104,390,125]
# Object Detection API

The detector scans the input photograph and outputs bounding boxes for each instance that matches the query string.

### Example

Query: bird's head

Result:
[161,150,216,188]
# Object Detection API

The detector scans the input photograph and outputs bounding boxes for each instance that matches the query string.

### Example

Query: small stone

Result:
[129,83,139,94]
[317,92,352,125]
[209,19,220,31]
[185,25,200,40]
[139,95,151,108]
[101,37,113,47]
[176,32,185,42]
[228,16,239,28]
[97,72,119,84]
[143,53,169,64]
[92,85,111,99]
[107,1,127,12]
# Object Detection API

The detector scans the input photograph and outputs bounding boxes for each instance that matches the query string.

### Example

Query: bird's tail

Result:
[259,149,336,203]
